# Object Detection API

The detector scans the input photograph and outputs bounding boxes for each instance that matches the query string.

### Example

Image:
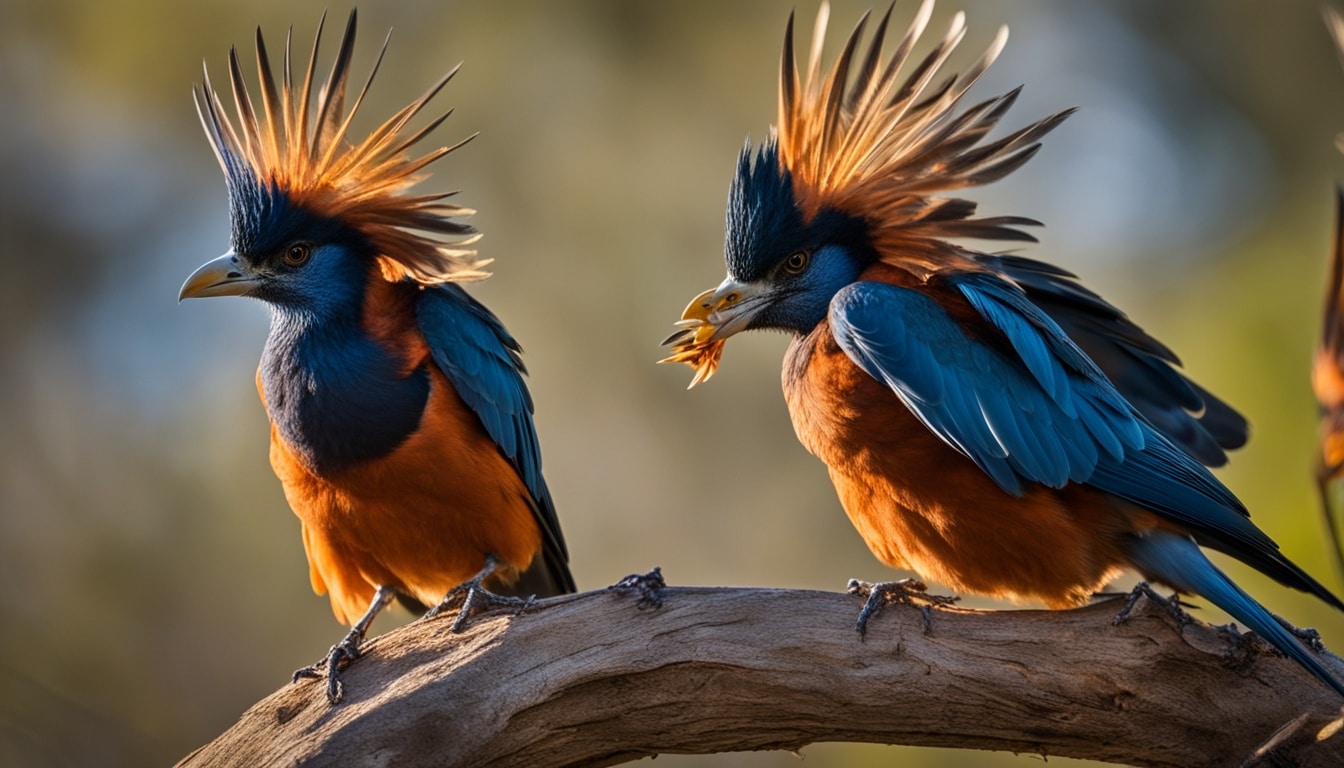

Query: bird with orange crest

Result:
[1316,7,1344,580]
[664,1,1344,696]
[180,10,574,703]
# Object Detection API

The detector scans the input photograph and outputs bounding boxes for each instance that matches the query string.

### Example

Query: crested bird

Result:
[1314,7,1344,577]
[180,10,575,703]
[663,1,1344,696]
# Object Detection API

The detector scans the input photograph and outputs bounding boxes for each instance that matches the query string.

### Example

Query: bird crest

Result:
[195,9,488,284]
[777,0,1071,269]
[663,1,1074,384]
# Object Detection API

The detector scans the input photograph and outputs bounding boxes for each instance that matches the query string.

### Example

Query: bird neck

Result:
[260,296,430,475]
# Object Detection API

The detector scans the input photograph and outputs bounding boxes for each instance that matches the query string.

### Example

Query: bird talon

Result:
[447,587,531,633]
[1274,615,1325,652]
[291,634,362,704]
[424,555,531,632]
[610,566,667,610]
[1112,582,1190,628]
[848,578,956,637]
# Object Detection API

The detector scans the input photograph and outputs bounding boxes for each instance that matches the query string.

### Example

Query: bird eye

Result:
[784,250,811,275]
[283,243,312,267]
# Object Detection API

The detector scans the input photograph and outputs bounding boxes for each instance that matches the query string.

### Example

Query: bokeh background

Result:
[3,0,1344,765]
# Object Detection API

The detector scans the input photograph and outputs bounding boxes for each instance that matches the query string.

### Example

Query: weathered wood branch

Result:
[178,581,1344,768]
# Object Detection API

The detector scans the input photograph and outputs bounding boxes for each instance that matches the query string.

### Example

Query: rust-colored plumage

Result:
[182,11,574,703]
[664,1,1343,696]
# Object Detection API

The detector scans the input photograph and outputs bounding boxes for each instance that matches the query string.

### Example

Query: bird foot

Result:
[1275,616,1325,652]
[426,581,534,634]
[291,626,366,705]
[1111,582,1192,628]
[847,578,957,638]
[291,585,395,705]
[1217,616,1326,661]
[609,566,666,610]
[425,556,535,633]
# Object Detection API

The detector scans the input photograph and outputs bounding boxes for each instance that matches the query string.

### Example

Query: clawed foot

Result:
[1275,616,1325,652]
[1111,582,1193,628]
[609,566,666,610]
[291,585,395,704]
[847,578,958,638]
[1216,615,1327,666]
[292,629,365,704]
[426,559,535,633]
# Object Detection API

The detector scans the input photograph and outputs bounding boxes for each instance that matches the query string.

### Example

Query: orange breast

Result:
[265,364,543,625]
[783,319,1165,609]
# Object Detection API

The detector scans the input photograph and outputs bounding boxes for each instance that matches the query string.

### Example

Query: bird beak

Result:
[682,278,770,341]
[178,250,260,300]
[660,277,769,387]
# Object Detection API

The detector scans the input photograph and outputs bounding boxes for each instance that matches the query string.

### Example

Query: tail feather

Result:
[1128,531,1344,698]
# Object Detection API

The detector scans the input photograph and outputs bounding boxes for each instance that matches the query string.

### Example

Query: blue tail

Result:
[1128,531,1344,698]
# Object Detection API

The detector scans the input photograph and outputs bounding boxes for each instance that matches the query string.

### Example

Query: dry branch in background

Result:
[177,580,1344,768]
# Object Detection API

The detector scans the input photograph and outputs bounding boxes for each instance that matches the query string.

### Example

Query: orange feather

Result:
[784,263,1172,607]
[265,360,542,624]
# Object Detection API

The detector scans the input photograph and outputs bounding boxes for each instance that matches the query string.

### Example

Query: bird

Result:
[1314,7,1344,577]
[1313,187,1344,576]
[662,0,1344,696]
[179,9,575,703]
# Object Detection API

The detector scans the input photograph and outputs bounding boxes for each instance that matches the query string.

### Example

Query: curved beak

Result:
[682,278,771,342]
[178,250,260,301]
[660,277,771,388]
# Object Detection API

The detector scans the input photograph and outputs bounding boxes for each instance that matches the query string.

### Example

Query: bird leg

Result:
[847,578,958,638]
[1111,581,1191,628]
[425,554,534,633]
[292,584,396,705]
[1216,613,1326,659]
[608,566,667,610]
[1275,617,1325,652]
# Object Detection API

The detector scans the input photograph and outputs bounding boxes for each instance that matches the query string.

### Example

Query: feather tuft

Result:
[196,9,488,284]
[777,1,1070,270]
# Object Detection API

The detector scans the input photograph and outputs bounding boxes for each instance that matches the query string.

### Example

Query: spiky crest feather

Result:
[195,9,488,284]
[778,0,1073,274]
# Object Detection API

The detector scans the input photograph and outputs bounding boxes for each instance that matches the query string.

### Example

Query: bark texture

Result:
[177,583,1344,767]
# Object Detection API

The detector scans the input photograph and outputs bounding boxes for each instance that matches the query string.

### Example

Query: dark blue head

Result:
[179,166,376,322]
[696,138,875,338]
[181,9,484,314]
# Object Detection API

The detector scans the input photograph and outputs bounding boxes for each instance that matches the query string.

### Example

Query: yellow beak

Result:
[660,278,765,388]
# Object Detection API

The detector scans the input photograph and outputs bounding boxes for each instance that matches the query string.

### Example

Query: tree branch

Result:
[177,580,1344,768]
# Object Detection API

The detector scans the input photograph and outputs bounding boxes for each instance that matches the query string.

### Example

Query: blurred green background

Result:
[3,0,1344,765]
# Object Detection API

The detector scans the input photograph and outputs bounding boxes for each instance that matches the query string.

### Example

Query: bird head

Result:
[662,0,1070,386]
[179,10,487,319]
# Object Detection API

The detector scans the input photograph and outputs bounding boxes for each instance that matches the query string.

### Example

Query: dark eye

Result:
[283,243,312,267]
[783,250,810,275]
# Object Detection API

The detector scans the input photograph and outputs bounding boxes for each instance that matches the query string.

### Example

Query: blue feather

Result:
[831,275,1344,617]
[416,283,568,566]
[976,252,1248,466]
[829,280,1144,494]
[1129,532,1344,697]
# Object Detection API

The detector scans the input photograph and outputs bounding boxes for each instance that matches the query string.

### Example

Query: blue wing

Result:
[829,274,1336,604]
[975,253,1247,466]
[829,276,1144,496]
[416,284,574,594]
